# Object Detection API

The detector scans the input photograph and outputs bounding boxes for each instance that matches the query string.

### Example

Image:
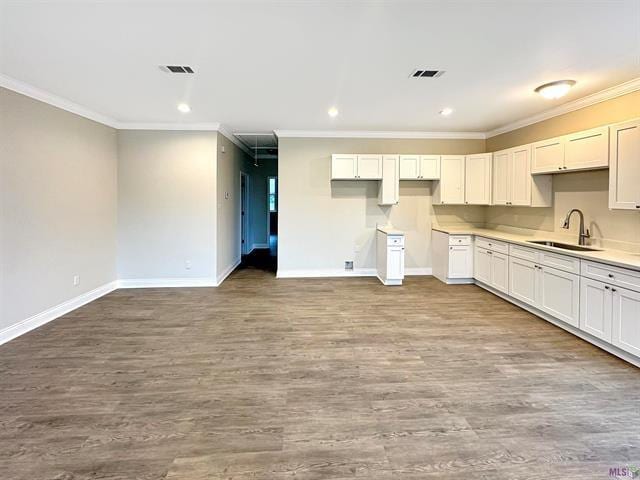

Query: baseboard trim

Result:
[475,281,640,369]
[0,281,118,347]
[216,258,241,286]
[405,268,433,276]
[118,277,217,288]
[251,243,269,250]
[276,268,376,278]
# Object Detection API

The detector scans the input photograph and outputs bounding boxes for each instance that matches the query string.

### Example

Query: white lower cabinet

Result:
[449,245,473,278]
[474,247,508,293]
[612,286,640,357]
[538,265,580,328]
[376,230,404,286]
[474,247,491,284]
[580,278,613,342]
[508,257,538,306]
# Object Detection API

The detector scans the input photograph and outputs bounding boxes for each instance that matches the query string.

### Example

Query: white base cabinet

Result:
[580,278,613,342]
[612,286,640,357]
[538,265,580,327]
[474,247,508,293]
[376,229,404,286]
[432,231,473,284]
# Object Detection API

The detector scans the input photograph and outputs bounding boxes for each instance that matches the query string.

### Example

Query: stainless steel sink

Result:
[527,240,602,252]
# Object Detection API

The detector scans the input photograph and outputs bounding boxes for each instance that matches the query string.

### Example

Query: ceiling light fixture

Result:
[440,107,453,116]
[534,80,576,99]
[177,103,191,113]
[328,107,339,118]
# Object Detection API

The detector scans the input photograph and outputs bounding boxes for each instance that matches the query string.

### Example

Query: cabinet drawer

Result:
[539,250,581,274]
[475,236,509,254]
[509,244,539,262]
[449,235,471,246]
[581,260,640,293]
[387,235,405,247]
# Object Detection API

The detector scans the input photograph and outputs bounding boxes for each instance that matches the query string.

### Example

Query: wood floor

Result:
[1,269,639,479]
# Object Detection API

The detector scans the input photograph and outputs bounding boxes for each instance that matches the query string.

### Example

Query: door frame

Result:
[240,172,250,255]
[267,175,277,238]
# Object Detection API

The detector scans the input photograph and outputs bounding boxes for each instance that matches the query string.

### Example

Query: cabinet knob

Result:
[558,167,562,170]
[612,288,617,292]
[563,166,568,169]
[608,273,614,278]
[605,285,610,290]
[636,205,640,208]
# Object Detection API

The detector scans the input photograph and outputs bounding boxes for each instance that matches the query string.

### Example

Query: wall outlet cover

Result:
[344,261,354,270]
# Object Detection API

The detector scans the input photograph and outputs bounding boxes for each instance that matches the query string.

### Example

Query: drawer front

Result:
[581,260,640,293]
[449,235,472,246]
[475,236,509,254]
[539,250,581,274]
[387,235,405,247]
[509,244,540,262]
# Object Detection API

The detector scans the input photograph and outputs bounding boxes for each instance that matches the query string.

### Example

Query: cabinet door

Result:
[331,154,357,179]
[399,155,420,179]
[509,257,538,306]
[579,278,612,342]
[611,286,640,357]
[565,126,609,171]
[419,155,440,179]
[387,246,405,280]
[438,156,466,204]
[491,251,509,294]
[464,154,492,205]
[356,155,383,179]
[448,245,472,278]
[492,150,510,206]
[609,119,640,210]
[378,155,399,205]
[538,266,580,327]
[531,136,565,174]
[510,145,533,206]
[474,247,492,284]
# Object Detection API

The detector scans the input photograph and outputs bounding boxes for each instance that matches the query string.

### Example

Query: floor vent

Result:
[410,69,444,78]
[160,65,195,74]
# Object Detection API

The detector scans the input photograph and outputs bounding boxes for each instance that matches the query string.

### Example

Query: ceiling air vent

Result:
[160,65,194,74]
[410,69,444,78]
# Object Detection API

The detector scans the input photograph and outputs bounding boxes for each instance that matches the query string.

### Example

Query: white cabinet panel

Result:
[491,251,509,294]
[331,154,357,179]
[399,155,420,179]
[539,266,580,327]
[434,155,465,204]
[357,155,383,179]
[419,155,440,179]
[509,257,538,306]
[465,153,492,205]
[510,146,533,206]
[609,119,640,210]
[565,126,609,171]
[378,155,399,205]
[449,245,473,278]
[474,247,492,284]
[532,136,565,174]
[612,286,640,357]
[387,247,405,280]
[580,278,612,342]
[539,250,581,275]
[492,150,510,205]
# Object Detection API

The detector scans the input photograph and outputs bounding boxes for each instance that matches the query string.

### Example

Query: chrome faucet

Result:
[562,209,591,246]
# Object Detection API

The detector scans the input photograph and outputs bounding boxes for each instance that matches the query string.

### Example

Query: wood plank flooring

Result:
[1,269,639,479]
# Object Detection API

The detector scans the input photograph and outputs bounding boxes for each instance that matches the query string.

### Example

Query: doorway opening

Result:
[268,176,278,257]
[240,172,250,255]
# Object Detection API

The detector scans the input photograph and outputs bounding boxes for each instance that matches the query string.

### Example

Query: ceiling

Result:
[1,0,639,134]
[235,133,278,159]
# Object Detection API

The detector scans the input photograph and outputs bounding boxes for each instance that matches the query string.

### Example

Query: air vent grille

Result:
[160,65,195,74]
[410,69,444,78]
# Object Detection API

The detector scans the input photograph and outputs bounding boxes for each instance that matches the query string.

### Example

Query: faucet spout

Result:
[562,209,591,246]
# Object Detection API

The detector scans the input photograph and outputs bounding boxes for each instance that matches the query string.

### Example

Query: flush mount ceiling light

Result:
[177,103,191,113]
[328,107,339,118]
[534,80,576,99]
[439,107,453,116]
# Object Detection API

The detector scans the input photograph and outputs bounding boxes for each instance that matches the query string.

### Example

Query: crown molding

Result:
[0,73,119,128]
[274,130,487,139]
[217,124,255,157]
[485,77,640,138]
[115,122,221,130]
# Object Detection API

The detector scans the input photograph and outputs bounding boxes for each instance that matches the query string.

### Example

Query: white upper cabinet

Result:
[492,145,552,207]
[357,154,383,179]
[532,136,565,174]
[492,150,510,206]
[565,126,609,171]
[609,119,640,210]
[399,155,440,179]
[464,153,492,205]
[331,154,357,179]
[378,155,400,205]
[433,155,465,204]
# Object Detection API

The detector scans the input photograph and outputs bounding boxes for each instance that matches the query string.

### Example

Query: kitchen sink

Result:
[527,240,602,252]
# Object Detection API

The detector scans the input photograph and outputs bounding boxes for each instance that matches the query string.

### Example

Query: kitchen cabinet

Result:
[399,155,440,179]
[532,136,565,174]
[433,155,465,204]
[492,145,552,207]
[475,247,507,293]
[509,256,538,306]
[464,153,492,205]
[538,265,580,328]
[580,278,613,342]
[609,119,640,210]
[357,155,383,179]
[565,126,609,171]
[432,231,473,284]
[376,228,404,286]
[449,245,474,278]
[331,154,382,179]
[474,247,491,284]
[378,155,399,205]
[612,286,640,357]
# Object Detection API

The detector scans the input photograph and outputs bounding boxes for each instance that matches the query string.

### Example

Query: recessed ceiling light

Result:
[440,107,453,116]
[534,80,576,99]
[328,107,339,118]
[177,103,191,113]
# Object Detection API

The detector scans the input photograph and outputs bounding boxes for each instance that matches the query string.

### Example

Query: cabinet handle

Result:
[558,167,562,170]
[605,285,610,290]
[608,273,614,278]
[563,166,568,169]
[636,205,640,208]
[612,288,617,292]
[488,251,492,255]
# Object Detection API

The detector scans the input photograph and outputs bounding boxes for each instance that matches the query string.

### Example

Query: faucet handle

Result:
[585,228,591,238]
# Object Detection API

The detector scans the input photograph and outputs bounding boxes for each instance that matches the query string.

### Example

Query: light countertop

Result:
[433,226,640,272]
[377,225,404,236]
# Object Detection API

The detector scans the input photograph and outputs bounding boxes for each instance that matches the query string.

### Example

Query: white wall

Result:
[278,137,486,276]
[0,88,118,333]
[117,131,217,283]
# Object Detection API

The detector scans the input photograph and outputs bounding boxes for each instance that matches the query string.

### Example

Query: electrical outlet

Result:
[185,260,192,270]
[225,192,230,200]
[344,261,354,271]
[73,275,80,286]
[221,145,226,154]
